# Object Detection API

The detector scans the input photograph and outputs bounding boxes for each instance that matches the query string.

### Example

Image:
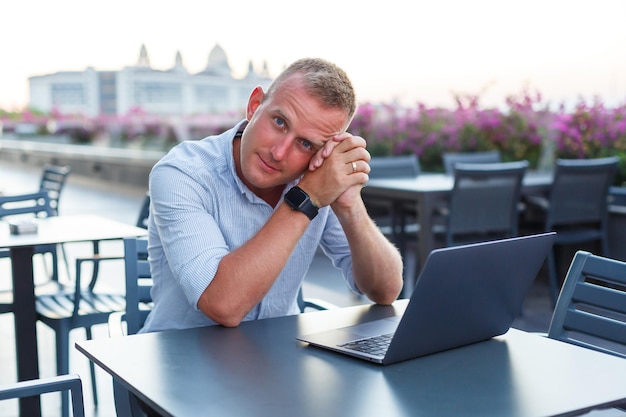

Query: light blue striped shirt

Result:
[142,120,357,332]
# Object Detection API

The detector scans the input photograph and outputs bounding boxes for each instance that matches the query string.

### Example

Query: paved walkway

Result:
[0,160,553,417]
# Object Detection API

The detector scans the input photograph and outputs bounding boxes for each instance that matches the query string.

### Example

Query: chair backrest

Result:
[548,250,626,358]
[369,155,421,179]
[108,238,152,417]
[547,157,619,229]
[447,160,528,246]
[609,186,626,207]
[0,191,58,281]
[442,150,501,175]
[38,164,71,216]
[0,190,54,219]
[0,374,85,417]
[135,193,151,229]
[124,237,153,335]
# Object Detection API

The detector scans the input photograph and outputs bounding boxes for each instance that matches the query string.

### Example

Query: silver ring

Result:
[351,161,357,173]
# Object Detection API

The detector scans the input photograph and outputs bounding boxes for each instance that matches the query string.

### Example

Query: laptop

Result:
[297,232,556,365]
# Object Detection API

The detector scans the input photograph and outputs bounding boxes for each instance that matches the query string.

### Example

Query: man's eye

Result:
[275,117,285,128]
[298,139,316,153]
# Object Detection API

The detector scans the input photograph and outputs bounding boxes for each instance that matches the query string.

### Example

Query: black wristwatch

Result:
[284,186,318,220]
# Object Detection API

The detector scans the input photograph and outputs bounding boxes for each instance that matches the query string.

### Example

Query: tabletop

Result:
[77,301,626,417]
[0,214,147,247]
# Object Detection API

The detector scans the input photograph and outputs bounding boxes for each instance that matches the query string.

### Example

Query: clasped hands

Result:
[298,132,370,210]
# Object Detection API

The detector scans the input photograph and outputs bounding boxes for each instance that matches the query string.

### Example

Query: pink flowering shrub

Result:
[550,100,626,182]
[4,91,626,185]
[349,91,626,184]
[350,90,548,171]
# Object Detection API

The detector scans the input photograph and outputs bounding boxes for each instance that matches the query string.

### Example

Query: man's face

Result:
[238,77,348,195]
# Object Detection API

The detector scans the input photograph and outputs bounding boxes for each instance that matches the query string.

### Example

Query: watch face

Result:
[285,186,318,220]
[288,187,308,206]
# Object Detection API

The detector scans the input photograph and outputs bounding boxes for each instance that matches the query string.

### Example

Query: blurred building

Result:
[28,44,273,117]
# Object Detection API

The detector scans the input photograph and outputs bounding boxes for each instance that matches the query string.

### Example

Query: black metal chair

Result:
[35,194,150,417]
[35,272,126,417]
[365,155,421,257]
[548,250,626,358]
[609,186,626,207]
[39,164,71,216]
[0,165,71,279]
[0,191,65,315]
[443,161,528,247]
[106,237,153,417]
[547,250,626,412]
[0,374,85,417]
[526,157,619,304]
[39,164,72,281]
[108,237,153,339]
[368,155,421,179]
[75,192,151,286]
[442,150,501,175]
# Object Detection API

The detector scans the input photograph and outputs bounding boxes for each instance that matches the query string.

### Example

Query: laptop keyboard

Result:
[339,333,394,357]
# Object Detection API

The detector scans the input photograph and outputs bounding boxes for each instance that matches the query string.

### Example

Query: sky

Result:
[2,0,626,112]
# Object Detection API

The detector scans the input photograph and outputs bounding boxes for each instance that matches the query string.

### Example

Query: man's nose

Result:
[270,135,292,161]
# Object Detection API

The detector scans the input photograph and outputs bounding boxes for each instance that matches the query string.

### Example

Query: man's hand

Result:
[299,133,370,209]
[308,132,353,171]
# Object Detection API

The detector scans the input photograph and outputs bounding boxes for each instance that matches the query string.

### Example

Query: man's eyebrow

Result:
[306,136,327,150]
[275,109,327,149]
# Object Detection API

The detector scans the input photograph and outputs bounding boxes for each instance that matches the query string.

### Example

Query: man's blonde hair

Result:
[266,58,356,119]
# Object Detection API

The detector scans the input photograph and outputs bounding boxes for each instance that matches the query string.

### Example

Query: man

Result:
[142,58,403,332]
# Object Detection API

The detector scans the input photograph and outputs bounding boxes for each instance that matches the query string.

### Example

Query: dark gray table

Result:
[362,172,552,273]
[76,301,626,417]
[0,215,147,417]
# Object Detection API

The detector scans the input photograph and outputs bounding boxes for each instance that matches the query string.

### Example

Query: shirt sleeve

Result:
[149,159,229,309]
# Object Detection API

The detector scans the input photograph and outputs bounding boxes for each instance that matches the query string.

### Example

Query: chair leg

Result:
[547,249,559,307]
[55,328,70,417]
[59,243,71,282]
[37,253,55,283]
[85,327,98,406]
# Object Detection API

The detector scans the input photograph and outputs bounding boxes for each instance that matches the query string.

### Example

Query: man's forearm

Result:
[336,201,404,304]
[197,202,311,326]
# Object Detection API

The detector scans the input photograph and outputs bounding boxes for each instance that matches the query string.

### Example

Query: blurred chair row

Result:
[0,164,150,417]
[0,164,71,287]
[367,154,421,257]
[366,151,508,252]
[524,156,619,304]
[364,152,621,306]
[47,193,150,417]
[1,164,73,317]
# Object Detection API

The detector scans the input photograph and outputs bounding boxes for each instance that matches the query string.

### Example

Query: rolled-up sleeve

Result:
[150,157,229,308]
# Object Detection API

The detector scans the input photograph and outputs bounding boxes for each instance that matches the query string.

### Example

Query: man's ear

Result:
[246,86,265,120]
